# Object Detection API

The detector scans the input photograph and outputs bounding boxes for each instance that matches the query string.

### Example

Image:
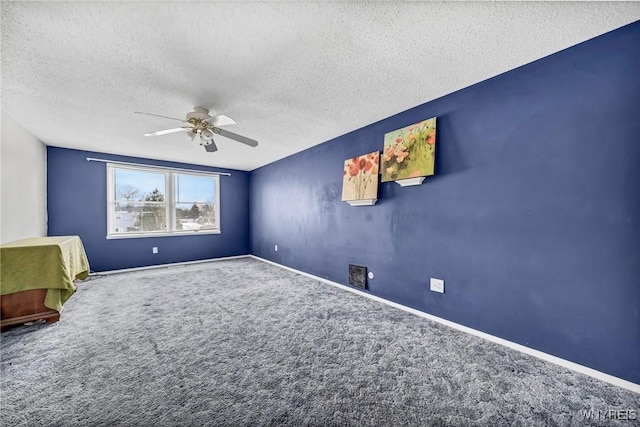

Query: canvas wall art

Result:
[381,117,436,183]
[341,151,379,202]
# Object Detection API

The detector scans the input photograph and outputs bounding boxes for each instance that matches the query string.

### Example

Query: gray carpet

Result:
[1,258,638,426]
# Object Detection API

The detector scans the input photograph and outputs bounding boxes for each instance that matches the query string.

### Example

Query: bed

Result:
[0,236,90,330]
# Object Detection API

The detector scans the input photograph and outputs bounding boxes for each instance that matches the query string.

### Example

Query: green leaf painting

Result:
[381,117,436,183]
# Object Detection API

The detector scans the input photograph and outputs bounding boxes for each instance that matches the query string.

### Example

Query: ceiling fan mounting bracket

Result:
[186,107,210,121]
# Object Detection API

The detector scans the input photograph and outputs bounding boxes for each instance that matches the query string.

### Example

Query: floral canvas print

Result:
[341,151,380,201]
[381,117,436,182]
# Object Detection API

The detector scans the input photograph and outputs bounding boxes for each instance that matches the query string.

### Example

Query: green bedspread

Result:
[0,236,90,313]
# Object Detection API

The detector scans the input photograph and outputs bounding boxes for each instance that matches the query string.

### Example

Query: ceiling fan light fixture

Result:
[200,128,215,143]
[202,137,215,147]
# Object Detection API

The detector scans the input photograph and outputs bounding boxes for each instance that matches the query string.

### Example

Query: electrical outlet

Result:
[152,247,158,254]
[430,278,444,293]
[275,244,278,252]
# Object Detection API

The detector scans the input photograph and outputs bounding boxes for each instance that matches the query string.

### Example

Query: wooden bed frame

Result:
[0,289,60,331]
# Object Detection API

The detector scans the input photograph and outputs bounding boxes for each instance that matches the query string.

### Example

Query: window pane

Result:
[115,169,165,203]
[175,174,216,231]
[112,202,167,233]
[175,203,216,230]
[113,168,167,234]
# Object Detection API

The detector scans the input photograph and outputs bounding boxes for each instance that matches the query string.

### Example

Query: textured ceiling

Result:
[2,2,639,171]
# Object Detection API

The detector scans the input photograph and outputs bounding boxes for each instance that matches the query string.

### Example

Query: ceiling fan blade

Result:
[135,112,187,123]
[204,140,218,153]
[215,128,259,147]
[204,114,236,127]
[144,127,191,137]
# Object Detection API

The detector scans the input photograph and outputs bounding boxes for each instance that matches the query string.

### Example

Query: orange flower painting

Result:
[381,117,436,182]
[341,151,380,201]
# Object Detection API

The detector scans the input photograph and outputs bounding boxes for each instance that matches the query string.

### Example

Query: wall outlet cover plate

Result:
[430,278,444,293]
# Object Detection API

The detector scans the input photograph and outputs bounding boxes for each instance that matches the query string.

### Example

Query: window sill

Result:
[106,229,221,239]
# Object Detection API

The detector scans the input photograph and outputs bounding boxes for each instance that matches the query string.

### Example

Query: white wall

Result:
[1,111,47,244]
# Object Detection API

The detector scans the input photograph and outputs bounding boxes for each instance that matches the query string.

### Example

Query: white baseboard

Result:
[250,255,640,394]
[92,254,250,276]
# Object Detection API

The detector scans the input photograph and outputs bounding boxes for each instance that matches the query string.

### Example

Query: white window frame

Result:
[107,164,221,239]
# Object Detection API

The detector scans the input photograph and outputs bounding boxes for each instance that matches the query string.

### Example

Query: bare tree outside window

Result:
[116,185,141,205]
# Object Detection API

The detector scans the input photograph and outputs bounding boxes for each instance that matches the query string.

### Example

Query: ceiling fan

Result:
[135,107,258,153]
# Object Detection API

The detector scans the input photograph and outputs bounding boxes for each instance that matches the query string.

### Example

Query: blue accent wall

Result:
[250,22,640,383]
[47,147,250,271]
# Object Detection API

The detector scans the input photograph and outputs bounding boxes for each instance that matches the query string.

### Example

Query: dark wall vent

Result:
[349,264,367,289]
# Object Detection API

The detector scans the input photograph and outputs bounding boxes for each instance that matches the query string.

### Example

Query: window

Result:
[107,164,220,238]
